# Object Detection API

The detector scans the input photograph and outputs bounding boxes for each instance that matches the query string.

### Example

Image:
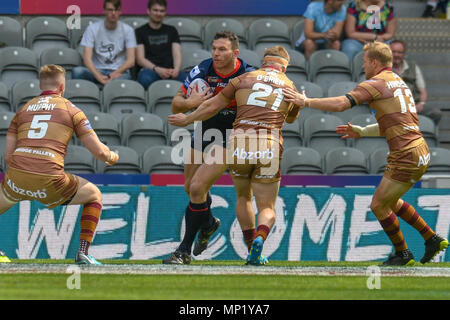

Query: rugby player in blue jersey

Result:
[163,31,257,264]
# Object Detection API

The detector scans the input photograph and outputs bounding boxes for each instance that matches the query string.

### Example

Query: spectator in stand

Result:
[295,0,346,60]
[342,0,396,61]
[135,0,187,90]
[72,0,137,85]
[422,0,447,18]
[390,40,442,125]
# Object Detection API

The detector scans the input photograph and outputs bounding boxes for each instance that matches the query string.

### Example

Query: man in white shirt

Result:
[72,0,137,85]
[390,40,442,124]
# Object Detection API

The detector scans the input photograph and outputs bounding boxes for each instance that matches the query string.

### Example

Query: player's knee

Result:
[189,180,207,200]
[370,199,387,214]
[90,185,102,204]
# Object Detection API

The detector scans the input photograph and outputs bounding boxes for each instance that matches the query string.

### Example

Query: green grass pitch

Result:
[1,259,449,300]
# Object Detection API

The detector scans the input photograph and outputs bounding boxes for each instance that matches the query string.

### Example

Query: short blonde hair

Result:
[40,64,66,81]
[263,46,290,66]
[363,41,393,67]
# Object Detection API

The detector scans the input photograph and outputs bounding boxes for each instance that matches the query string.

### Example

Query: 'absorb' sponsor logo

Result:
[7,179,47,199]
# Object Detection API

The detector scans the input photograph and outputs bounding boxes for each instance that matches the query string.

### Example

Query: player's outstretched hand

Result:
[188,89,213,110]
[336,122,361,139]
[168,113,188,127]
[105,151,119,166]
[283,88,306,108]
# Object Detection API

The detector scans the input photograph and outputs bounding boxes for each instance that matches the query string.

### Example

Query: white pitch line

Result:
[1,264,449,277]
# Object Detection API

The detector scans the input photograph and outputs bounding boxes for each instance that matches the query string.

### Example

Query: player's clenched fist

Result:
[105,151,119,166]
[168,113,188,127]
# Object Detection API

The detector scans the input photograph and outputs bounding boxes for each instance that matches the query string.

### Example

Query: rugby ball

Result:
[186,78,212,98]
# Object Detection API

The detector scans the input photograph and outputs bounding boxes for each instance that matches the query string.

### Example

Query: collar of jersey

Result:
[376,67,392,75]
[40,90,59,96]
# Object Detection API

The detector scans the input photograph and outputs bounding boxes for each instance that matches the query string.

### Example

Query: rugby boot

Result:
[193,217,221,256]
[381,249,415,266]
[162,250,192,265]
[75,252,102,265]
[420,234,449,264]
[246,236,267,266]
[0,250,11,263]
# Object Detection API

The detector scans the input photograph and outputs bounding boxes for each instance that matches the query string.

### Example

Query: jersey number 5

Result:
[247,83,284,111]
[394,88,417,114]
[28,115,52,139]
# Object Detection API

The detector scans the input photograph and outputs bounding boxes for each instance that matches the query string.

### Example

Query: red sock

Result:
[79,202,102,254]
[379,213,408,252]
[395,202,435,241]
[255,225,271,242]
[243,228,256,252]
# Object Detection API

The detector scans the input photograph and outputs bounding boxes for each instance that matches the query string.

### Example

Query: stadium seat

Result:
[64,79,103,114]
[167,122,196,147]
[239,48,261,68]
[70,17,101,50]
[352,51,366,83]
[418,114,438,148]
[295,81,324,98]
[11,79,40,111]
[26,17,71,56]
[147,80,182,121]
[285,49,308,84]
[308,49,352,93]
[0,16,23,47]
[121,113,167,156]
[282,118,303,149]
[349,114,388,154]
[335,104,371,124]
[303,113,346,157]
[297,107,325,125]
[248,18,292,52]
[103,80,147,121]
[281,146,323,175]
[142,145,184,174]
[427,147,450,174]
[204,18,248,50]
[40,48,82,79]
[85,112,121,147]
[327,81,358,98]
[122,17,148,29]
[65,145,96,174]
[369,147,389,174]
[325,147,369,175]
[97,146,141,174]
[0,47,39,89]
[291,19,305,49]
[0,112,16,153]
[165,17,203,50]
[181,48,211,73]
[0,82,11,112]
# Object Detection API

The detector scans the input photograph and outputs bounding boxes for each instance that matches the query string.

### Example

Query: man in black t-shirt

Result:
[135,0,187,89]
